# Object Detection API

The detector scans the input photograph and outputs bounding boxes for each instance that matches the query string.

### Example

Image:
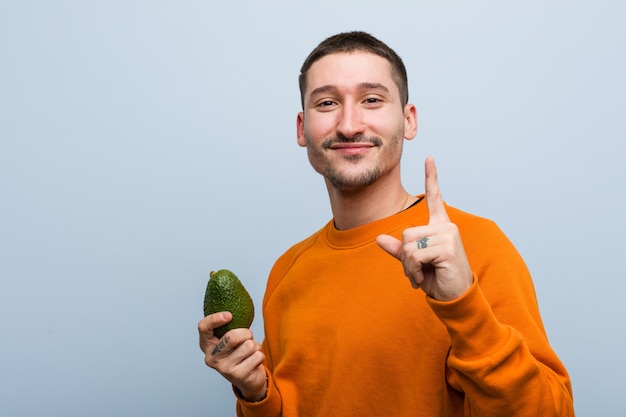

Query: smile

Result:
[329,142,375,155]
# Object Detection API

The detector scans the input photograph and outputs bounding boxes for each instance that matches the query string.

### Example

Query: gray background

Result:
[1,1,624,416]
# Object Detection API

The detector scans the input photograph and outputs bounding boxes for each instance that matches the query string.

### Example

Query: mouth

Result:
[329,142,375,155]
[324,137,381,155]
[330,142,375,149]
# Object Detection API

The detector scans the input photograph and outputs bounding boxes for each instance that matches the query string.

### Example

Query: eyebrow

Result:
[309,82,390,100]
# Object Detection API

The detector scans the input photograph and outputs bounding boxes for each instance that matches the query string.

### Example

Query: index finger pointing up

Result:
[425,156,450,225]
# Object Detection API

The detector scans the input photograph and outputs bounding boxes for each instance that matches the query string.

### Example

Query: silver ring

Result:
[416,237,429,249]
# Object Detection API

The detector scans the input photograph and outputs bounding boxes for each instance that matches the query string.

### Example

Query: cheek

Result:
[302,128,325,150]
[369,111,404,135]
[305,112,336,138]
[305,140,328,175]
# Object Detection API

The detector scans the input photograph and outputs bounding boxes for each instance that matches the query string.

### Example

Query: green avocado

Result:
[203,269,255,338]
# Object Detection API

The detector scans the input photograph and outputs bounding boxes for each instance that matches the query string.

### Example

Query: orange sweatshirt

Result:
[237,197,574,417]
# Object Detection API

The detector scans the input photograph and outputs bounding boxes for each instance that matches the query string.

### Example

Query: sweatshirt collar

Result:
[324,194,428,249]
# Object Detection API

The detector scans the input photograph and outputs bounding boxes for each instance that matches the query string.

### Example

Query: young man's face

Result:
[297,52,417,191]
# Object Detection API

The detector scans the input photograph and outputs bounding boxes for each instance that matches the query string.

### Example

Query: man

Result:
[199,31,575,416]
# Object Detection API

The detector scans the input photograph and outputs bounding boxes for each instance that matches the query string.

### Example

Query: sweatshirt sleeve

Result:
[427,214,575,416]
[234,238,314,417]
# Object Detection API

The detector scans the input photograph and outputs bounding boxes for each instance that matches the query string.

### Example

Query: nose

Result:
[336,103,365,139]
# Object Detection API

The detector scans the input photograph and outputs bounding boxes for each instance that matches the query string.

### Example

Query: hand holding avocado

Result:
[198,269,267,402]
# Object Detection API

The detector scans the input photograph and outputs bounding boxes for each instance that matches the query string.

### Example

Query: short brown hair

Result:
[299,31,409,108]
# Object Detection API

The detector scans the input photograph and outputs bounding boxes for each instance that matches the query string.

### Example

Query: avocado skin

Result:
[204,269,255,338]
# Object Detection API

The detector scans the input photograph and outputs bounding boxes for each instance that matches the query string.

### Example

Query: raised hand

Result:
[376,157,473,301]
[198,312,267,401]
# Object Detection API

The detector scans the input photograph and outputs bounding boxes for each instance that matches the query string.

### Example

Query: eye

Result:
[313,99,337,111]
[364,96,382,104]
[318,100,336,107]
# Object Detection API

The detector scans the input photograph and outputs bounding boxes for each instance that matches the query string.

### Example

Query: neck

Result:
[326,179,415,230]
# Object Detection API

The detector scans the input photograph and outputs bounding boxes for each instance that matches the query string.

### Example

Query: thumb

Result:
[376,234,402,260]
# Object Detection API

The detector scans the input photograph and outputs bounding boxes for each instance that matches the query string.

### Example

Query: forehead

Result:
[305,52,397,96]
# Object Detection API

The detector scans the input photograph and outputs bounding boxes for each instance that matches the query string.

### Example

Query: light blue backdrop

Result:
[1,1,624,416]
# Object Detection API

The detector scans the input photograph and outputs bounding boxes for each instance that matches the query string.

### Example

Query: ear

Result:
[296,111,307,147]
[403,104,417,140]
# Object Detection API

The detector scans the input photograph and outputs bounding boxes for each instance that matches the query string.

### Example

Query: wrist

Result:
[236,375,268,403]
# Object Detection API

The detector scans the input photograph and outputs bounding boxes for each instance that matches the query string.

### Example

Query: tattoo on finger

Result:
[416,237,429,249]
[211,336,230,356]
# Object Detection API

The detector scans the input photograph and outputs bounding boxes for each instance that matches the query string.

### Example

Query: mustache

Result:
[322,134,383,149]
